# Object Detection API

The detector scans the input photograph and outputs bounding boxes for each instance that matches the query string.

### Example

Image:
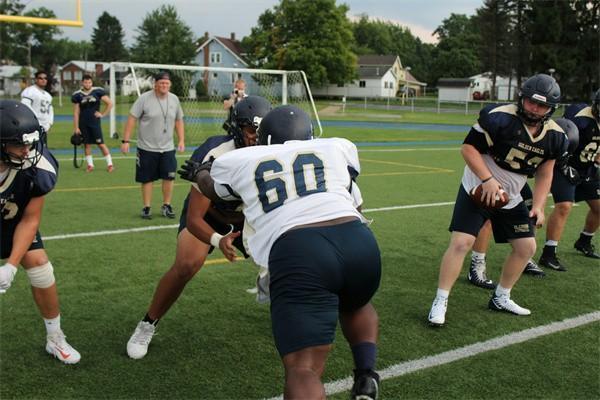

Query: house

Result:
[195,32,249,97]
[437,78,473,102]
[60,60,110,91]
[470,72,519,101]
[119,73,154,96]
[0,65,34,96]
[311,55,426,99]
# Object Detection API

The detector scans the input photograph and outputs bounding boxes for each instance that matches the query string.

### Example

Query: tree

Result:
[242,0,356,87]
[0,0,25,61]
[91,12,128,61]
[130,5,196,65]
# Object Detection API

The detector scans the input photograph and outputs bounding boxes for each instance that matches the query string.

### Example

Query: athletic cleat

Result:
[574,239,600,259]
[161,204,175,219]
[127,321,156,359]
[350,369,379,400]
[428,296,448,326]
[523,259,545,277]
[488,294,531,316]
[107,164,114,173]
[46,330,81,364]
[141,207,152,220]
[539,254,567,271]
[467,258,495,289]
[86,165,94,173]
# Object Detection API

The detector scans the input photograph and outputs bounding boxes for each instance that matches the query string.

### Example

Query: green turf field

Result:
[1,111,599,399]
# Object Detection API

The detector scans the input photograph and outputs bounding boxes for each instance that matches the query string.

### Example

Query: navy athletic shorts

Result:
[135,148,177,183]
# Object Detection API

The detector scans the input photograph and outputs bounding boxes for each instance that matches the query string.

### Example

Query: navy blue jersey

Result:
[1,147,58,234]
[71,87,105,127]
[564,104,600,173]
[464,104,568,177]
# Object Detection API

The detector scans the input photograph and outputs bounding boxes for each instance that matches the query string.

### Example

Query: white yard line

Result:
[42,201,456,241]
[267,311,600,400]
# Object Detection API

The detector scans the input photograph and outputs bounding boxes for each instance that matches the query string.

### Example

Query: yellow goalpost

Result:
[0,0,83,27]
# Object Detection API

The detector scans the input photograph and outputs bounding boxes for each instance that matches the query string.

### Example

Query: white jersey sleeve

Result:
[21,86,53,132]
[210,138,366,268]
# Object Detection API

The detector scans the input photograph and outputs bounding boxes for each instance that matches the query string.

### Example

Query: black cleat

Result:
[351,369,380,400]
[539,254,567,271]
[141,206,152,220]
[574,239,600,259]
[161,204,176,219]
[523,259,545,277]
[467,258,495,289]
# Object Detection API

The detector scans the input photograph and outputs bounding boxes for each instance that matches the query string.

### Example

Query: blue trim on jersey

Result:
[190,135,235,163]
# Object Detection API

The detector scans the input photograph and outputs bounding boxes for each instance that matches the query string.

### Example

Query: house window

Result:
[64,71,72,80]
[359,81,366,88]
[74,71,82,81]
[337,83,344,88]
[210,52,222,64]
[384,82,388,89]
[213,73,218,78]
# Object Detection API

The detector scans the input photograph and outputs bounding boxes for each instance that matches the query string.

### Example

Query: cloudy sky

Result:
[22,0,483,45]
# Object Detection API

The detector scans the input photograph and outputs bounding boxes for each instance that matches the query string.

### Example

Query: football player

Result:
[21,70,54,137]
[126,96,272,360]
[180,105,381,400]
[428,74,569,326]
[539,89,600,270]
[467,117,580,285]
[72,74,114,172]
[0,100,80,364]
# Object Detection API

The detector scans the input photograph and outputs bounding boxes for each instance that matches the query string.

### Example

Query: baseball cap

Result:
[154,71,171,81]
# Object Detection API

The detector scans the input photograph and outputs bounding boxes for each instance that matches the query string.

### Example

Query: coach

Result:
[121,71,185,219]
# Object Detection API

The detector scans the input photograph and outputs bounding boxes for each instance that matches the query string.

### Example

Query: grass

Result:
[1,118,599,399]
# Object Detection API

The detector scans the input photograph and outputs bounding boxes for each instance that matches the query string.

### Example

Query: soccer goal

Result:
[108,62,322,144]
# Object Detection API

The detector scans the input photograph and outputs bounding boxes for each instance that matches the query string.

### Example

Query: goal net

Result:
[108,62,322,145]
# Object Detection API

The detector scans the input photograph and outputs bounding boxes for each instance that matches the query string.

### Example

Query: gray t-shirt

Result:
[130,90,184,152]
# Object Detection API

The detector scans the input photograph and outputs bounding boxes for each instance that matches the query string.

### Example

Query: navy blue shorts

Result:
[79,123,104,145]
[1,230,44,259]
[551,169,600,203]
[449,185,535,243]
[135,149,177,183]
[268,220,381,356]
[178,194,248,258]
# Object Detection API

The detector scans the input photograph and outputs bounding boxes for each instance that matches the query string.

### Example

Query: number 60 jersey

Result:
[210,137,366,268]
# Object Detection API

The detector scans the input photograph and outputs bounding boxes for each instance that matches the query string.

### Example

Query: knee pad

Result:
[26,262,55,288]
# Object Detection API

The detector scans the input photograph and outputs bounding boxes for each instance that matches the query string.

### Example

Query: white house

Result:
[121,73,154,96]
[0,65,34,96]
[437,78,473,102]
[470,72,519,101]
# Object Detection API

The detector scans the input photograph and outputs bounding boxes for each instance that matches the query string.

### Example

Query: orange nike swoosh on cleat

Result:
[57,349,71,359]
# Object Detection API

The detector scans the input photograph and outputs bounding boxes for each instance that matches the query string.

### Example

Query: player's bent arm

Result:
[185,188,216,245]
[73,103,80,131]
[100,95,113,116]
[6,196,44,267]
[531,160,555,213]
[195,170,222,203]
[461,144,493,181]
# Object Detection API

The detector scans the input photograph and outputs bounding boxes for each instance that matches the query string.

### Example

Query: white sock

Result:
[545,240,558,247]
[436,288,449,299]
[44,315,61,335]
[86,155,94,167]
[104,154,113,166]
[495,284,510,298]
[582,231,594,237]
[471,251,486,261]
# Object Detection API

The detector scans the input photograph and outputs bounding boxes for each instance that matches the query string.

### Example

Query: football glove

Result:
[178,157,214,183]
[585,163,600,182]
[559,163,581,185]
[0,263,18,294]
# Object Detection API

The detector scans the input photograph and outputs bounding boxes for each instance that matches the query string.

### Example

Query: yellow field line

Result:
[360,157,453,172]
[361,170,453,177]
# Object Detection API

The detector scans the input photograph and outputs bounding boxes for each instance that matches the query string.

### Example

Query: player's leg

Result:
[81,126,95,172]
[136,149,158,219]
[468,220,495,289]
[97,143,113,172]
[21,247,80,364]
[282,345,330,399]
[574,184,600,258]
[127,228,210,359]
[159,150,177,218]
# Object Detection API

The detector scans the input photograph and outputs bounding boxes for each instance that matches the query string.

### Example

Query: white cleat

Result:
[428,296,448,326]
[46,330,81,364]
[488,294,531,316]
[127,321,156,359]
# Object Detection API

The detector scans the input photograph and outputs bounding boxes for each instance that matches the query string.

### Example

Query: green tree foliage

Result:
[242,0,356,87]
[431,14,482,81]
[0,0,26,61]
[130,5,196,65]
[91,12,128,61]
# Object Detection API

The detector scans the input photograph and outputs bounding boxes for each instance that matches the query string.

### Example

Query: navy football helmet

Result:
[517,74,561,125]
[592,89,600,121]
[228,95,272,148]
[258,105,314,145]
[0,100,44,169]
[554,117,579,155]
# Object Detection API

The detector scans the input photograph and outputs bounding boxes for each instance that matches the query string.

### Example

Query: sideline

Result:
[267,311,600,399]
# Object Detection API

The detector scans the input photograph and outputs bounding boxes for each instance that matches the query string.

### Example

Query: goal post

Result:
[108,62,322,144]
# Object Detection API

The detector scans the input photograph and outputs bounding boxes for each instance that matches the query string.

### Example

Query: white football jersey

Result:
[21,85,54,132]
[211,137,366,267]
